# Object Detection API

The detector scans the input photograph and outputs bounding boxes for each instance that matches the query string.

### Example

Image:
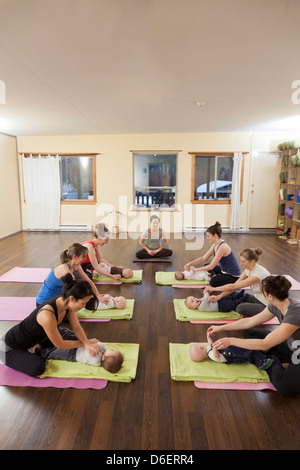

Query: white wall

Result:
[0,133,21,238]
[16,130,300,233]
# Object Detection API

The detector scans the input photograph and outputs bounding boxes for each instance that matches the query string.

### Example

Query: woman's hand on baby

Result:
[86,341,101,356]
[203,285,213,293]
[213,337,232,349]
[99,294,110,304]
[111,274,121,280]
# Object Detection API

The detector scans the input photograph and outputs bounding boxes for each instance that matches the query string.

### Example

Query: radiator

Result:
[59,225,92,231]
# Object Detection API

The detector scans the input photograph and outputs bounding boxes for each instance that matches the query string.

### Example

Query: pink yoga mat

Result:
[172,274,300,291]
[0,267,122,285]
[0,297,110,322]
[0,363,107,389]
[0,267,50,283]
[190,316,280,325]
[194,380,276,391]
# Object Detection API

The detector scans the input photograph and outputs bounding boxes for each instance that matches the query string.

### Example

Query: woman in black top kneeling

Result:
[0,274,100,377]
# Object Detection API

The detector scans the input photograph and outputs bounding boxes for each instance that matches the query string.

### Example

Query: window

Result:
[133,153,177,209]
[60,154,96,203]
[190,152,244,203]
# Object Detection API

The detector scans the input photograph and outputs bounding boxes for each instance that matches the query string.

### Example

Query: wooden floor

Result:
[0,230,300,451]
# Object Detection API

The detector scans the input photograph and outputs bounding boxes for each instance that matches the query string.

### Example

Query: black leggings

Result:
[3,327,77,377]
[244,328,300,396]
[135,248,173,259]
[207,265,240,287]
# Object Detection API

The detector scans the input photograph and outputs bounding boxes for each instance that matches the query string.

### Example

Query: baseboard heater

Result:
[183,227,247,233]
[59,225,92,231]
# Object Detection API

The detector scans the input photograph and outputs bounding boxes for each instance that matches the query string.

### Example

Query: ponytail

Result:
[55,243,88,267]
[206,221,222,238]
[240,248,262,262]
[61,274,99,311]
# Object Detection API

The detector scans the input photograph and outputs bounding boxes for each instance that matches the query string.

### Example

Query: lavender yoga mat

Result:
[194,380,276,391]
[0,267,121,285]
[0,363,108,389]
[0,297,110,322]
[173,274,300,290]
[0,267,50,283]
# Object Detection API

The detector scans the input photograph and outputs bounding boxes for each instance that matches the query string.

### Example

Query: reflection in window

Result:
[133,153,177,208]
[61,156,95,201]
[194,155,233,200]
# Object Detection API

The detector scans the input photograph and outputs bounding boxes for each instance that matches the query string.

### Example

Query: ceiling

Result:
[0,0,300,137]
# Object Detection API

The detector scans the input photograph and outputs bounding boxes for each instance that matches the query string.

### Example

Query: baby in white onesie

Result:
[76,341,124,373]
[98,294,127,310]
[174,270,210,282]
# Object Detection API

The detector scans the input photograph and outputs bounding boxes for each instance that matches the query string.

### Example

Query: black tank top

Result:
[5,297,62,350]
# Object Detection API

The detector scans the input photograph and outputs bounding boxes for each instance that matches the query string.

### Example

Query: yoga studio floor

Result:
[0,230,300,451]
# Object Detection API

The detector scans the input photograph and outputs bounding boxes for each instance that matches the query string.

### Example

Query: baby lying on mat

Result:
[185,290,250,312]
[175,270,210,281]
[39,340,124,373]
[189,331,272,370]
[98,294,127,310]
[98,262,133,279]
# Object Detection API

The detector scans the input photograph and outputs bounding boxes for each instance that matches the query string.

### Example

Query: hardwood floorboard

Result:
[0,230,299,451]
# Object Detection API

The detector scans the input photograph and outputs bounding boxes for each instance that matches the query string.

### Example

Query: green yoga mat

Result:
[169,343,270,383]
[77,299,135,320]
[93,270,143,284]
[173,299,241,322]
[155,271,209,286]
[40,343,140,382]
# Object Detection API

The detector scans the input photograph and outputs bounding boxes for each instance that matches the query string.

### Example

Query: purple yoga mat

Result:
[173,274,300,291]
[0,267,50,283]
[194,380,276,391]
[0,363,107,389]
[0,267,122,285]
[0,297,110,322]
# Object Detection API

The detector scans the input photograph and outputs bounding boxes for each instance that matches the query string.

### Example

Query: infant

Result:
[175,270,210,281]
[189,332,272,370]
[98,294,127,310]
[76,342,124,373]
[40,341,124,374]
[98,262,133,279]
[185,292,218,311]
[185,290,250,313]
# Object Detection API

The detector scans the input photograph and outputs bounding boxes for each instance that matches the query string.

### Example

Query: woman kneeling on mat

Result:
[36,243,103,308]
[0,275,102,377]
[183,222,241,287]
[207,275,300,396]
[135,215,173,259]
[81,223,133,280]
[203,248,270,316]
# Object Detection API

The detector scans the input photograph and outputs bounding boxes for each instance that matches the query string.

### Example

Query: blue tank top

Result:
[214,241,241,277]
[36,263,75,305]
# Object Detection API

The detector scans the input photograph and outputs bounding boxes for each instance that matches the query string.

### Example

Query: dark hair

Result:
[61,274,99,311]
[55,243,88,268]
[150,215,160,222]
[240,248,262,262]
[261,275,291,301]
[102,351,124,373]
[206,221,222,238]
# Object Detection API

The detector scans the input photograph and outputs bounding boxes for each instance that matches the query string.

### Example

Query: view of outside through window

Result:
[134,154,177,208]
[61,156,94,201]
[194,156,233,200]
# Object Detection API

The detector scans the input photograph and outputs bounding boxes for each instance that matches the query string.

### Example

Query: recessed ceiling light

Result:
[196,101,206,106]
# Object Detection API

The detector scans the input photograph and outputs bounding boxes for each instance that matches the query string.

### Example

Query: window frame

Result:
[190,152,245,204]
[132,151,179,211]
[60,153,97,205]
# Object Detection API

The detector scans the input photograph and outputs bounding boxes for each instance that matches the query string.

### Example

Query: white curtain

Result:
[230,152,243,230]
[23,155,61,230]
